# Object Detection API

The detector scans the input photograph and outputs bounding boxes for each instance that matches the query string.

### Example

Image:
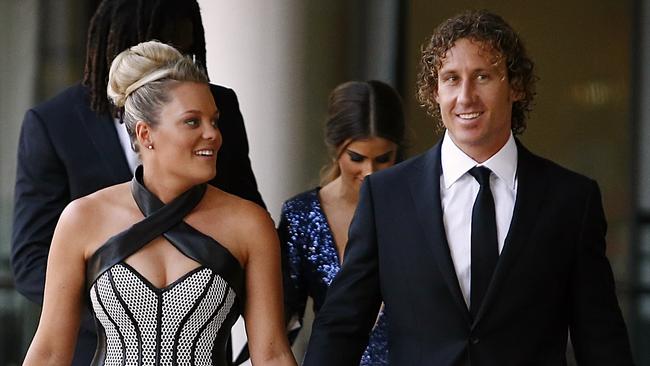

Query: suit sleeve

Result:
[303,179,382,366]
[277,205,308,342]
[569,181,635,365]
[212,87,265,209]
[11,109,70,305]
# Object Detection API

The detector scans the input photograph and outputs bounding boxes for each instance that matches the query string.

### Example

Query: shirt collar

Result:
[440,131,518,190]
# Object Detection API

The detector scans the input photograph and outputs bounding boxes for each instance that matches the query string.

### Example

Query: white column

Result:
[199,0,307,221]
[198,2,308,364]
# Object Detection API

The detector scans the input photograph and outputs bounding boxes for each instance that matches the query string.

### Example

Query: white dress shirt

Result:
[114,118,139,174]
[439,131,518,309]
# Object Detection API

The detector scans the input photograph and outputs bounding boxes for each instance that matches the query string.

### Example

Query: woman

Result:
[23,41,296,366]
[279,80,406,365]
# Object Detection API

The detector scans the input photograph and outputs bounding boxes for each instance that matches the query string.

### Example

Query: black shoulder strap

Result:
[85,166,205,287]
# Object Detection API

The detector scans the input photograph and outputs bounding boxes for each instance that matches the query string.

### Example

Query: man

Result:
[11,1,263,365]
[303,10,634,365]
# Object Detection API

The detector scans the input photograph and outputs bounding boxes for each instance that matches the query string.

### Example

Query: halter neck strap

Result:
[86,166,245,310]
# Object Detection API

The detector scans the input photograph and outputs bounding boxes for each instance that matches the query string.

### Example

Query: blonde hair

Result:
[107,40,209,151]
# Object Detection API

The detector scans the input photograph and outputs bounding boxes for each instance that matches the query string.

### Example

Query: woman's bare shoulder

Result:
[191,187,275,264]
[202,186,271,226]
[57,183,138,256]
[65,183,131,218]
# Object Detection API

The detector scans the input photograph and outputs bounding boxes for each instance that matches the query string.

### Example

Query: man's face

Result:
[435,38,520,162]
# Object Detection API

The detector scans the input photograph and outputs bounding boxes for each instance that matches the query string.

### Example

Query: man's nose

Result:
[458,80,476,105]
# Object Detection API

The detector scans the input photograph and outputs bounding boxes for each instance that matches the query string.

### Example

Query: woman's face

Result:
[338,136,398,192]
[143,81,221,186]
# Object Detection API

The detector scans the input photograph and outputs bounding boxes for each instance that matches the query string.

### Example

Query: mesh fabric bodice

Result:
[86,167,245,366]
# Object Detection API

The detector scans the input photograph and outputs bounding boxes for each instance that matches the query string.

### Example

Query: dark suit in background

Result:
[11,82,263,365]
[303,140,633,365]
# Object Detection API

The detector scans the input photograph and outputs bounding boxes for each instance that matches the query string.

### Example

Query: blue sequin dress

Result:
[278,188,389,366]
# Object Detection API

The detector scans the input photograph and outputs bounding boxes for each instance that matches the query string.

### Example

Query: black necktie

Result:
[468,166,498,318]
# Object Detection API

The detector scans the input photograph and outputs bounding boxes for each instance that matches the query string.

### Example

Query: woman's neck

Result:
[323,176,358,207]
[142,166,194,203]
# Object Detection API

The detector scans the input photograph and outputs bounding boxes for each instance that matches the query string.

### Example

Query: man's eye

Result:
[443,76,457,83]
[477,74,489,81]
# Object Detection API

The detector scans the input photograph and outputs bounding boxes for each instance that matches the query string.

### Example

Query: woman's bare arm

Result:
[22,199,93,365]
[241,206,297,366]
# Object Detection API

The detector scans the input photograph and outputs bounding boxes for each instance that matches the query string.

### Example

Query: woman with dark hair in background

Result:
[278,80,406,365]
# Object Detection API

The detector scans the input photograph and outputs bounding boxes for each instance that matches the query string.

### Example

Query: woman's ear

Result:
[135,120,153,150]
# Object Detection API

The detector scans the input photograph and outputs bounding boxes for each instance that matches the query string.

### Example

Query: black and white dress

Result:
[86,167,245,366]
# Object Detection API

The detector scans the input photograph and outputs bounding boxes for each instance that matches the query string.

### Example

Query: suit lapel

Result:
[408,143,472,324]
[77,101,133,183]
[472,141,548,326]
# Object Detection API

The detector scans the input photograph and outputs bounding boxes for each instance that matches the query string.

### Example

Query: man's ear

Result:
[510,85,524,102]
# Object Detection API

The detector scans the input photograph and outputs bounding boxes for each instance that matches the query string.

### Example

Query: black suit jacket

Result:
[304,140,634,365]
[11,83,264,365]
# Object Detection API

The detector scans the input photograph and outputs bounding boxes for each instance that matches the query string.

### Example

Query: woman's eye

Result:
[375,152,395,164]
[185,119,199,127]
[348,152,364,162]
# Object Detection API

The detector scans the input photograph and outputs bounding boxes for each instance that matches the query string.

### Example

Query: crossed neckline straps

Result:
[86,166,245,308]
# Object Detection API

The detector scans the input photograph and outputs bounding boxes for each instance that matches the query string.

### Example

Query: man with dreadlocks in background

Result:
[11,1,264,365]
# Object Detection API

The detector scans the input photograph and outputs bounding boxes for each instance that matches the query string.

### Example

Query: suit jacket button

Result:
[470,337,480,345]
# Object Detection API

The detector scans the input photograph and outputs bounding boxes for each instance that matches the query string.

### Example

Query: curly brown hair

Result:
[416,9,536,135]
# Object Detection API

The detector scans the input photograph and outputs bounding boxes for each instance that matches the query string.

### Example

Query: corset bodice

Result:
[86,167,245,366]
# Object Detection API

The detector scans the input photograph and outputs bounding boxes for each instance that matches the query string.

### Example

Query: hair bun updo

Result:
[106,40,184,108]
